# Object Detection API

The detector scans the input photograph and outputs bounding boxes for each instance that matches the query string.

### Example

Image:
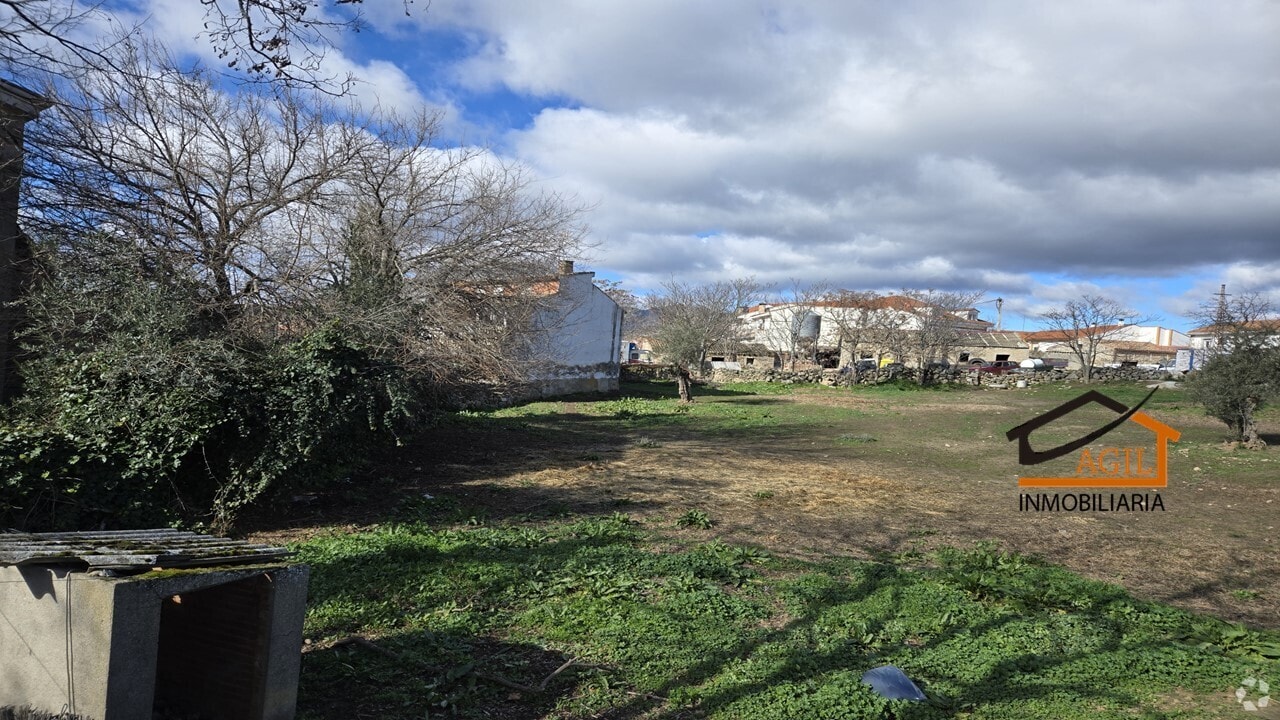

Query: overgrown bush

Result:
[0,239,417,531]
[0,324,415,531]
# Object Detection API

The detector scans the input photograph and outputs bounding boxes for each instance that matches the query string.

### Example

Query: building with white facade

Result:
[1020,325,1189,368]
[1187,320,1280,354]
[522,261,623,397]
[737,295,995,367]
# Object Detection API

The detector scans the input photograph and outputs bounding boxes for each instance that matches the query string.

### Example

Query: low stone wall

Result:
[625,363,1175,389]
[704,366,1175,388]
[621,364,680,382]
[971,366,1175,386]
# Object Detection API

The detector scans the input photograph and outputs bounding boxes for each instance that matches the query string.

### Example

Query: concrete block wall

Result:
[1,563,309,720]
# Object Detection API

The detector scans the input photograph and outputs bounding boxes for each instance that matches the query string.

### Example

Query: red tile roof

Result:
[1019,325,1125,343]
[1187,319,1280,335]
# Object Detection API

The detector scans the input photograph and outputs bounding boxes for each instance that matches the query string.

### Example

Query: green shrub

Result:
[0,323,414,531]
[0,232,426,531]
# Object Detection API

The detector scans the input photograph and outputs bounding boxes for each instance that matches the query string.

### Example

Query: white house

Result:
[1187,320,1280,355]
[523,261,623,397]
[737,295,994,366]
[1020,325,1189,368]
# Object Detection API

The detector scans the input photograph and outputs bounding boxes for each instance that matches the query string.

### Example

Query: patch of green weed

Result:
[294,524,1280,720]
[675,509,714,529]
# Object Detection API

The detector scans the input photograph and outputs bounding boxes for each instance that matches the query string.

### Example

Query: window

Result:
[958,353,970,362]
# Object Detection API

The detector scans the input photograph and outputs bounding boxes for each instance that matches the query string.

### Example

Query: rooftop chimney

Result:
[559,260,575,275]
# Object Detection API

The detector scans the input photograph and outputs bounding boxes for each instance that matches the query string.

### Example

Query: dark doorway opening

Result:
[153,576,272,719]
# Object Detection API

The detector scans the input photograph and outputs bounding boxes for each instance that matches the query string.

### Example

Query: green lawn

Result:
[286,379,1280,719]
[295,517,1279,719]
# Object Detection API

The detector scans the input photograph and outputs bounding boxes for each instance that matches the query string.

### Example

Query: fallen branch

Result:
[538,657,580,691]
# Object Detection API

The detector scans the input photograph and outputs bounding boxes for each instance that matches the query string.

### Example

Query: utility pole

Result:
[1213,284,1230,355]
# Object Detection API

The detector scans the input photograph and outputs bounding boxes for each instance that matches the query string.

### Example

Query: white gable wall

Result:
[526,271,623,397]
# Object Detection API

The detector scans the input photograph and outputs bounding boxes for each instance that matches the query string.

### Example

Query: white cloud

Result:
[107,0,437,116]
[88,1,1280,330]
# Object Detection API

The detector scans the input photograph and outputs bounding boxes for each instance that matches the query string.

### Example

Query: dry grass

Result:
[250,380,1280,629]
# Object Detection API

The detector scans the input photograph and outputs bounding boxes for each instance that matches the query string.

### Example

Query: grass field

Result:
[251,379,1280,719]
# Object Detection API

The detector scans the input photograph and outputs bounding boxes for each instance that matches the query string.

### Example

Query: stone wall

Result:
[621,364,680,382]
[625,363,1175,389]
[701,365,1172,387]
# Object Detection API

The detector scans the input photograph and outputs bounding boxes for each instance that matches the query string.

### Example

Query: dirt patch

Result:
[250,385,1280,629]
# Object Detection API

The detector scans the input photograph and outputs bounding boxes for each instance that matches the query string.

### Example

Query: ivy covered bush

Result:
[1,325,413,532]
[0,240,416,532]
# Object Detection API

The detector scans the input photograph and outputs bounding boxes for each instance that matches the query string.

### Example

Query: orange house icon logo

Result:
[1007,389,1181,488]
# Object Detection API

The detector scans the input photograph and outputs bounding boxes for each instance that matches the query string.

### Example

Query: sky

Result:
[66,1,1280,331]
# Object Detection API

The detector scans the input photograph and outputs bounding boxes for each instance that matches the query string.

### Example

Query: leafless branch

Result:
[1038,295,1151,382]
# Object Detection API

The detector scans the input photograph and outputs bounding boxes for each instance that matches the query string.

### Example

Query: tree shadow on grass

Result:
[240,392,809,534]
[295,529,652,719]
[299,631,577,720]
[285,502,1265,719]
[588,551,1245,720]
[618,380,785,400]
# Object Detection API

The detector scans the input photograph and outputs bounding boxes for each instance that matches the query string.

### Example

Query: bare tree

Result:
[865,296,914,372]
[819,290,881,373]
[0,0,396,92]
[308,111,585,392]
[1193,289,1278,358]
[22,40,586,395]
[0,0,129,79]
[755,279,830,370]
[1187,291,1280,448]
[23,40,372,327]
[1038,295,1150,383]
[902,288,985,385]
[648,278,759,402]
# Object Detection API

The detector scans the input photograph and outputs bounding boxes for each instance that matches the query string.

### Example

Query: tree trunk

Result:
[676,367,694,403]
[1240,396,1266,449]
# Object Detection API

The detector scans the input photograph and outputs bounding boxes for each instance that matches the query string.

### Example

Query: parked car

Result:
[976,360,1020,374]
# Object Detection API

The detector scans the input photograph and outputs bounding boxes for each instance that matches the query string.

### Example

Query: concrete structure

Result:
[524,260,623,397]
[1,532,308,720]
[738,295,996,367]
[952,331,1032,366]
[1021,325,1189,368]
[0,79,48,402]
